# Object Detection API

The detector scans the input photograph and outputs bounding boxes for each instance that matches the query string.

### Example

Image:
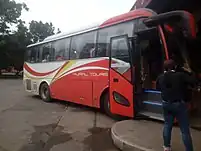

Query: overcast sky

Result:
[16,0,135,32]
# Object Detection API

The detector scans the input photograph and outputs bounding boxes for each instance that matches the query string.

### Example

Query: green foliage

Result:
[0,0,61,70]
[0,0,28,34]
[29,21,56,43]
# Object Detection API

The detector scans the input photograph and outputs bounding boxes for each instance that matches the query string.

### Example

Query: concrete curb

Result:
[111,121,154,151]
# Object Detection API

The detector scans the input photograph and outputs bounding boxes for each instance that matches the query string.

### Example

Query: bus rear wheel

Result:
[39,83,52,102]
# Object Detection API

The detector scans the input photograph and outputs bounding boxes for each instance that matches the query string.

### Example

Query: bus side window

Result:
[96,21,133,57]
[52,38,69,61]
[26,47,39,63]
[96,43,108,57]
[70,31,96,59]
[30,51,36,63]
[26,49,32,63]
[111,39,130,62]
[41,43,52,62]
[111,37,131,81]
[64,38,71,60]
[96,29,109,57]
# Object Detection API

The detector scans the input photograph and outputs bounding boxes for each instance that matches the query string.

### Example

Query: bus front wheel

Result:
[39,83,52,102]
[102,92,123,120]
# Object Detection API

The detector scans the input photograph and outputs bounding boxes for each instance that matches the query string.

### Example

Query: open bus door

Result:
[108,11,196,119]
[144,11,196,74]
[133,27,167,120]
[137,11,197,120]
[135,11,197,120]
[109,35,134,118]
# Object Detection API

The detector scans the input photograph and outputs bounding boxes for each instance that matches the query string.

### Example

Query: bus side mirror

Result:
[144,11,196,39]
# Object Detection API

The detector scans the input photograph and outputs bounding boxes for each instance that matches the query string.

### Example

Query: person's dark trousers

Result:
[162,101,194,151]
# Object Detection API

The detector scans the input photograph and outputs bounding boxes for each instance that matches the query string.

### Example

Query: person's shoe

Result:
[163,146,171,151]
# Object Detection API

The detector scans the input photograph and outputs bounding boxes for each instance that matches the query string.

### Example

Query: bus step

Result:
[139,111,164,121]
[143,100,162,106]
[142,100,163,114]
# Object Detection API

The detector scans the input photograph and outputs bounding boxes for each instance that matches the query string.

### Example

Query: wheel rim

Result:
[107,98,110,109]
[41,86,48,100]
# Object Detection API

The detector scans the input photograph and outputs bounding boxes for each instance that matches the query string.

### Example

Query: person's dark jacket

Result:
[156,71,196,102]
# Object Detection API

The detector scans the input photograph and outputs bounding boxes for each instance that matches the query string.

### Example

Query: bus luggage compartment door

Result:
[109,35,134,118]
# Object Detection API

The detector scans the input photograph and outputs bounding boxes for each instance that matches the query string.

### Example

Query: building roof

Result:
[131,0,152,10]
[131,0,201,14]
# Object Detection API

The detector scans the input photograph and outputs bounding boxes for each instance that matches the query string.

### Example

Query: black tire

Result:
[102,92,125,120]
[39,83,52,102]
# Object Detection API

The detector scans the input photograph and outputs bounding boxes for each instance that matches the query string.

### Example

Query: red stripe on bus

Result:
[24,63,59,77]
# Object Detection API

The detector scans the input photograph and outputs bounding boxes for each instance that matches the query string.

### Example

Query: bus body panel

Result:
[51,78,94,106]
[23,61,65,95]
[109,68,134,117]
[93,82,109,108]
[24,58,109,108]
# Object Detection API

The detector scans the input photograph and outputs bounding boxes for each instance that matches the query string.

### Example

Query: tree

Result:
[15,20,32,46]
[0,0,28,34]
[0,0,29,69]
[0,0,61,71]
[0,20,31,70]
[29,21,57,43]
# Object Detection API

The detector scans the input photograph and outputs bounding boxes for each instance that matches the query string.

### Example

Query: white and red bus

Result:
[24,8,196,119]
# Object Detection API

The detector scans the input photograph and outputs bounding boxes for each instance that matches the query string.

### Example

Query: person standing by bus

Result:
[156,59,195,151]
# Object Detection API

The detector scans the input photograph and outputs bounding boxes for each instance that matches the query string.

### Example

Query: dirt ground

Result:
[0,79,119,151]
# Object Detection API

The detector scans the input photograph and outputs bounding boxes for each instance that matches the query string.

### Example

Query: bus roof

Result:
[27,8,154,48]
[43,22,101,42]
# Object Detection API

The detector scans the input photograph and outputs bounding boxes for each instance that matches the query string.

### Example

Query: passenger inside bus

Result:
[79,43,95,58]
[96,43,108,57]
[42,53,50,62]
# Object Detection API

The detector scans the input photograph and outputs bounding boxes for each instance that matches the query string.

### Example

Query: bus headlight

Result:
[113,91,130,107]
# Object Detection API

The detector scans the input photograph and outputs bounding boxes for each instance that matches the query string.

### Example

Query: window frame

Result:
[110,34,133,83]
[96,20,135,58]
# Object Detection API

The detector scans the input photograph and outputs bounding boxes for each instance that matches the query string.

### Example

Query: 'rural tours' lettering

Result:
[73,72,108,77]
[73,73,88,76]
